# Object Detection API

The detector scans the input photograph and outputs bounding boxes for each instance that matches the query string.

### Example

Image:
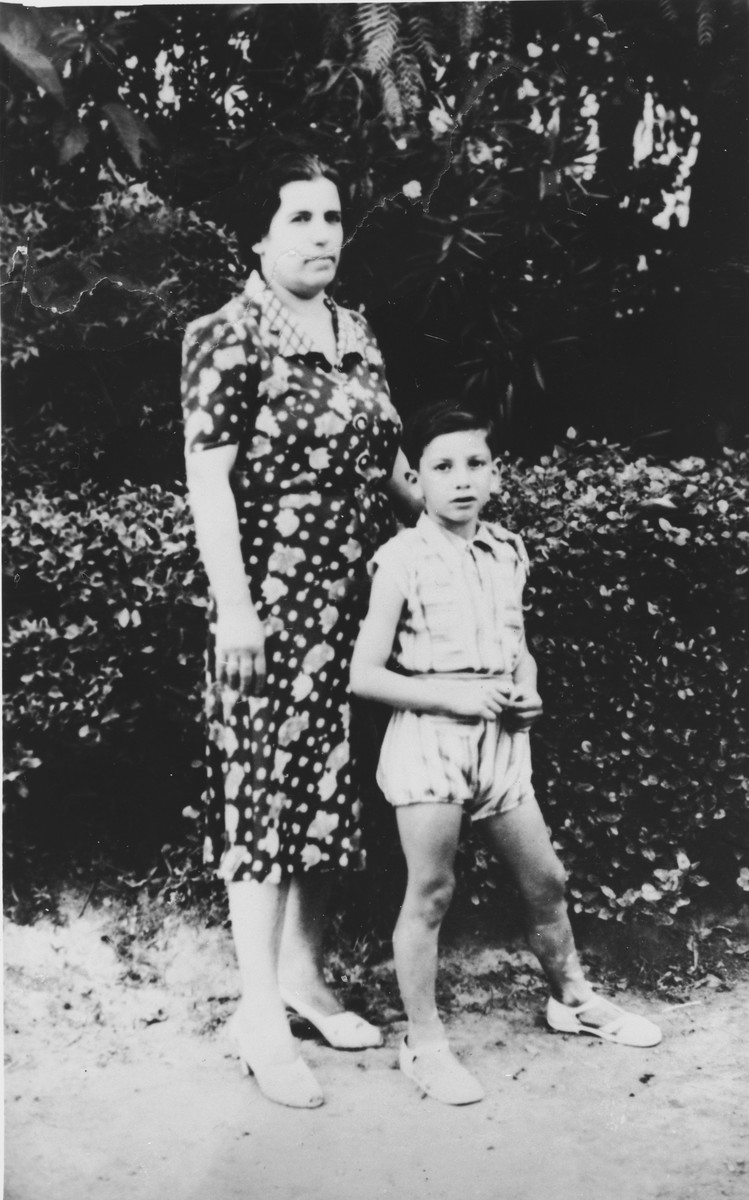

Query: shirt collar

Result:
[242,274,369,365]
[415,512,527,570]
[416,512,497,558]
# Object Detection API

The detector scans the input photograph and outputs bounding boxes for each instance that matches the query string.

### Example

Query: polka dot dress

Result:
[181,279,401,884]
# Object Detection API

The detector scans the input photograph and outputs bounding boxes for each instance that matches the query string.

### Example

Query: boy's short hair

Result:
[402,402,495,467]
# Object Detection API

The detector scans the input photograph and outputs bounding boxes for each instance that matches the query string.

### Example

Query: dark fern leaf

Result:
[379,63,405,125]
[321,5,355,55]
[456,1,486,50]
[391,43,423,117]
[697,0,715,46]
[495,1,513,49]
[354,2,400,74]
[657,0,680,23]
[403,11,437,68]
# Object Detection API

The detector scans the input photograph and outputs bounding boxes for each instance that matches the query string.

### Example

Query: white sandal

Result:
[280,987,383,1050]
[546,995,662,1047]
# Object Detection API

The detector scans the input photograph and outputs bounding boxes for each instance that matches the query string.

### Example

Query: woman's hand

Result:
[386,448,423,524]
[215,600,266,696]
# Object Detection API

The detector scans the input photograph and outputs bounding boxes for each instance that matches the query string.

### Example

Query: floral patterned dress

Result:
[181,279,401,884]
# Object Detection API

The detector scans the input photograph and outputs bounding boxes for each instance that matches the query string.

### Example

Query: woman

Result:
[182,154,411,1108]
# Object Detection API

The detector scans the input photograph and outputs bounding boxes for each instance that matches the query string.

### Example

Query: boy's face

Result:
[410,429,498,537]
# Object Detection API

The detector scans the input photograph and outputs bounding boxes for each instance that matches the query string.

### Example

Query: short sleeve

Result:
[511,532,530,578]
[181,314,256,454]
[483,522,530,581]
[369,533,412,598]
[358,316,387,374]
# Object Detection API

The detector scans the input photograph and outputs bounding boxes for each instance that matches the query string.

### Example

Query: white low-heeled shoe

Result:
[279,986,384,1050]
[546,995,662,1047]
[228,1014,324,1108]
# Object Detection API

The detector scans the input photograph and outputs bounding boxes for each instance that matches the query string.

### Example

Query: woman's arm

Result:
[186,446,266,694]
[350,569,512,720]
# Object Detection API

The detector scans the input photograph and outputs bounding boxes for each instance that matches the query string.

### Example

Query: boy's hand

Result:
[441,679,515,721]
[504,684,543,731]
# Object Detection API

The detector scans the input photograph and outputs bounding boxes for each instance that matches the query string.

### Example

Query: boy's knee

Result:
[436,870,457,911]
[526,856,567,913]
[410,870,456,926]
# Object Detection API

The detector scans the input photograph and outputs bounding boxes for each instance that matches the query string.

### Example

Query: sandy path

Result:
[5,903,747,1200]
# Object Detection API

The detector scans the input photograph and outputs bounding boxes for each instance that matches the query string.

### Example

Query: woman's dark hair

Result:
[403,402,495,468]
[231,152,343,266]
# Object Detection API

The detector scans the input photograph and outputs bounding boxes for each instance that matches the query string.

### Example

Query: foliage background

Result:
[2,2,748,921]
[3,0,747,483]
[5,444,748,923]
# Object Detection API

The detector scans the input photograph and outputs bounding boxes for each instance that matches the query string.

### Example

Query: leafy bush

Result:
[4,443,748,919]
[481,439,749,921]
[3,482,205,837]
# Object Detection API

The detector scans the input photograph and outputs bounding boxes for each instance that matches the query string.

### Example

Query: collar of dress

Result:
[241,272,368,363]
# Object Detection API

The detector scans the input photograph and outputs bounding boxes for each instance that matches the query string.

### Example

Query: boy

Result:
[350,403,661,1106]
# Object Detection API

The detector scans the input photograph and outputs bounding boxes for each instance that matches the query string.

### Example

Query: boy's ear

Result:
[490,459,501,495]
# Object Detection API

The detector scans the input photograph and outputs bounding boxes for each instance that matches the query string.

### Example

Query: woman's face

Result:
[253,177,343,299]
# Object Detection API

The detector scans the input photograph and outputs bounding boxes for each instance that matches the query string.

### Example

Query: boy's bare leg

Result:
[394,804,463,1047]
[481,798,662,1038]
[480,797,603,1010]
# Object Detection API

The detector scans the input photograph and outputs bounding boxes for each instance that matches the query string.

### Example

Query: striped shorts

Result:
[376,708,535,821]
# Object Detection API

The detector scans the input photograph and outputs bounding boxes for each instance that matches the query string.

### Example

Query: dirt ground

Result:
[5,894,748,1200]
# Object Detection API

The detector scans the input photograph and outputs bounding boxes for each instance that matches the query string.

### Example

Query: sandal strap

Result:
[571,997,626,1033]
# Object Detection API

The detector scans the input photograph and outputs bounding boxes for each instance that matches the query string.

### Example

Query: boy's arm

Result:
[507,639,543,730]
[513,640,538,691]
[350,569,512,720]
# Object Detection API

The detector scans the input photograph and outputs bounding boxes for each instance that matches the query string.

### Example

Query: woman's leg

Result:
[228,877,301,1063]
[393,804,463,1048]
[278,872,343,1017]
[478,797,592,1005]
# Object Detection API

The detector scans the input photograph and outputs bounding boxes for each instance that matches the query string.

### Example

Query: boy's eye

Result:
[327,212,342,224]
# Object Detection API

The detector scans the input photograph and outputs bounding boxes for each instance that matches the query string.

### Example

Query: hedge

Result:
[4,441,748,919]
[484,440,749,919]
[3,484,206,841]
